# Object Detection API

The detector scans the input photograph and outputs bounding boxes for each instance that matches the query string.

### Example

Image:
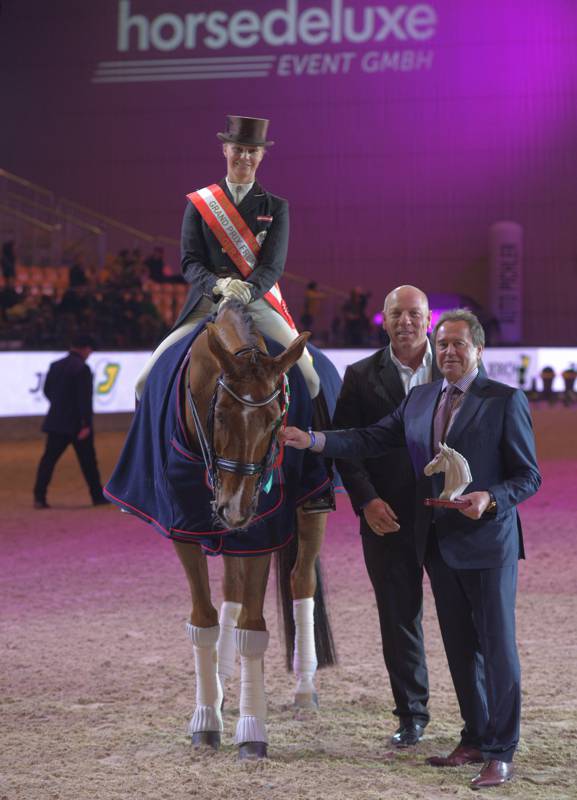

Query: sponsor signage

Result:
[92,0,438,83]
[1,348,576,417]
[0,352,150,418]
[489,222,523,344]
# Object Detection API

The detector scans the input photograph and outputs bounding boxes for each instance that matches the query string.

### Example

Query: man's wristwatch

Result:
[485,492,497,513]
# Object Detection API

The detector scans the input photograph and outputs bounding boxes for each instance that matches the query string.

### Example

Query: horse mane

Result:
[214,299,271,381]
[215,299,260,348]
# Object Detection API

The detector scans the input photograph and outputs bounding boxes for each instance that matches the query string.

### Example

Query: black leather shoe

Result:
[391,722,425,747]
[34,499,50,509]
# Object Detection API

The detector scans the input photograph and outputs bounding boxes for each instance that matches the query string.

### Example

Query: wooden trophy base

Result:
[424,497,471,509]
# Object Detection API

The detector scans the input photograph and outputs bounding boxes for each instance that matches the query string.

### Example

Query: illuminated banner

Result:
[1,348,576,417]
[0,352,150,418]
[92,0,438,82]
[489,221,523,344]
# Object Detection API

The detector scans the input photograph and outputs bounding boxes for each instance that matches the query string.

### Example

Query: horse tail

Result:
[312,555,338,668]
[275,534,298,672]
[275,533,338,672]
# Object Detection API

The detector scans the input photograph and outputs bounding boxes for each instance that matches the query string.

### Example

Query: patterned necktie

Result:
[433,385,461,451]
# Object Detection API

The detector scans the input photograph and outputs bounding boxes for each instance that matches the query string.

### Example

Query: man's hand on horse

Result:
[363,497,400,535]
[457,491,491,519]
[279,426,311,450]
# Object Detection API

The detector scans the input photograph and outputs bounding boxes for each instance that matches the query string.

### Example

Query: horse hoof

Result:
[191,731,221,750]
[238,741,267,760]
[294,692,319,710]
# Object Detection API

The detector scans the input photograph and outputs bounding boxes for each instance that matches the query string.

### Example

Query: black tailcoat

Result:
[174,179,289,330]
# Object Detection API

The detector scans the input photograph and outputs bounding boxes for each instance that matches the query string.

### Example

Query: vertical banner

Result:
[488,221,523,344]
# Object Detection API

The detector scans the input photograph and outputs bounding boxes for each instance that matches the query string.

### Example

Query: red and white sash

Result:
[188,183,295,329]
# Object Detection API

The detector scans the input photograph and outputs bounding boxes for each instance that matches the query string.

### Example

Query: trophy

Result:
[423,443,472,508]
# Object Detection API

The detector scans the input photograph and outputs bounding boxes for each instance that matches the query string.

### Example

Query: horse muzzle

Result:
[213,501,255,531]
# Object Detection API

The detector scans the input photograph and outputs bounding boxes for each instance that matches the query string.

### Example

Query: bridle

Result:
[186,346,289,504]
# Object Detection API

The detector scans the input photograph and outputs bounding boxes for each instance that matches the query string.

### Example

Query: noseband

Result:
[186,346,289,500]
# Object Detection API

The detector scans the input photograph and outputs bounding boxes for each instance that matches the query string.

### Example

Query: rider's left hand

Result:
[457,491,491,519]
[221,279,252,304]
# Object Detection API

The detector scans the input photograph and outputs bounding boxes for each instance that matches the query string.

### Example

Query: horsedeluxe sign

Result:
[92,0,438,83]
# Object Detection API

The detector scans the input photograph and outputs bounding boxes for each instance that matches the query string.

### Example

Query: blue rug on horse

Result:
[104,324,339,556]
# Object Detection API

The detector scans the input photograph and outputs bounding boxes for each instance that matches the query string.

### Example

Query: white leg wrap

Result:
[185,623,223,734]
[217,601,242,684]
[235,629,269,744]
[293,598,318,695]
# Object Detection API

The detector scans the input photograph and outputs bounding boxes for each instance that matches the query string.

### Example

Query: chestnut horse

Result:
[174,301,335,759]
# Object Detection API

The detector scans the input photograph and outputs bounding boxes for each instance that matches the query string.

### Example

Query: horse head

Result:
[423,446,448,477]
[203,319,310,529]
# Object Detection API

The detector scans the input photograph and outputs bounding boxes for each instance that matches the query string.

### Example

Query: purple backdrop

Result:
[1,0,577,343]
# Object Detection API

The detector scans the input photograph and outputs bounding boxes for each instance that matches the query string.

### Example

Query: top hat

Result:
[217,116,274,147]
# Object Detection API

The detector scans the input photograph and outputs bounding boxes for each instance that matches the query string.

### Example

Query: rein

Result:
[186,346,289,498]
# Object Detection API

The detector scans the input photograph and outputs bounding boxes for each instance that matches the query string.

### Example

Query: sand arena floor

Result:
[1,406,576,800]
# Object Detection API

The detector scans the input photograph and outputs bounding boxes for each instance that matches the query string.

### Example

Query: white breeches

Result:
[135,297,320,400]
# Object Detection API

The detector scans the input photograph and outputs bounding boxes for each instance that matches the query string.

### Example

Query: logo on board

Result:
[92,1,438,83]
[94,360,122,407]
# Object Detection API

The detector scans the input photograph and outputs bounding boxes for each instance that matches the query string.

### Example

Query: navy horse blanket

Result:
[105,326,340,556]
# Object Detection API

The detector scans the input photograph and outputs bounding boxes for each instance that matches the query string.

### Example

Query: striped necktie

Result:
[433,385,461,451]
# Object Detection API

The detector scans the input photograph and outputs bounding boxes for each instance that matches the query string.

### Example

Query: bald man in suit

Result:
[332,286,440,747]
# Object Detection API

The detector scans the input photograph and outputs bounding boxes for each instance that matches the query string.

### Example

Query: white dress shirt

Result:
[389,339,433,394]
[226,178,254,205]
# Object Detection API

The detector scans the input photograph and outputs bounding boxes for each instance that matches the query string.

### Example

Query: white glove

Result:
[213,277,232,297]
[222,279,252,305]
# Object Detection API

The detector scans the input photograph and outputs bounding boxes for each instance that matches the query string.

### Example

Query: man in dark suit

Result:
[281,309,541,790]
[135,114,319,400]
[33,334,108,508]
[332,285,439,747]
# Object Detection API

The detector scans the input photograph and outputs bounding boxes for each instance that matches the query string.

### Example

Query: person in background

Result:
[144,245,166,283]
[33,334,109,509]
[342,286,371,346]
[300,280,326,339]
[332,285,438,748]
[1,240,16,285]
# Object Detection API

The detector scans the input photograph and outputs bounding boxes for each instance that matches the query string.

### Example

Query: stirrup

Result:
[301,486,335,514]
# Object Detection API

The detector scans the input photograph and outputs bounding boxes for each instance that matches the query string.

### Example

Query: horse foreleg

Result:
[235,555,271,760]
[173,541,223,749]
[291,509,328,708]
[217,557,243,690]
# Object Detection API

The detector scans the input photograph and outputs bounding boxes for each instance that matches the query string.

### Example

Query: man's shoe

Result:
[470,760,514,789]
[391,722,425,747]
[34,499,50,509]
[93,497,111,506]
[427,743,484,767]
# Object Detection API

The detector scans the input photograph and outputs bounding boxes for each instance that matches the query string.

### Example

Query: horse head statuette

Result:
[424,442,472,501]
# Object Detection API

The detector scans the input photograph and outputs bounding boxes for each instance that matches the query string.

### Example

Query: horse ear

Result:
[205,323,237,374]
[270,332,311,376]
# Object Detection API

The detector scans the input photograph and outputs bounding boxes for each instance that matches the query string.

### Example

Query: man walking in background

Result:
[33,334,109,508]
[333,285,437,747]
